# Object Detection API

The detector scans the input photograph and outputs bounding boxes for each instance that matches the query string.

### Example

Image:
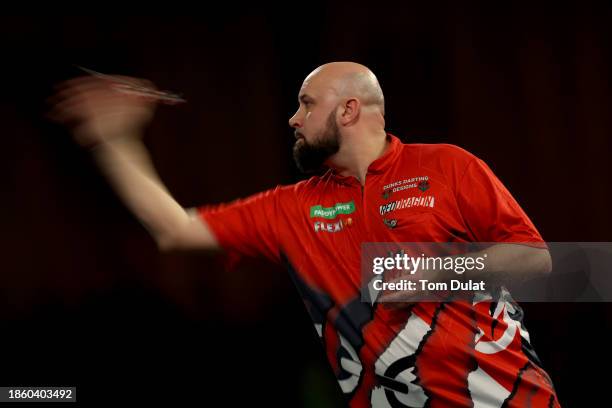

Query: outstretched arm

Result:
[49,75,218,251]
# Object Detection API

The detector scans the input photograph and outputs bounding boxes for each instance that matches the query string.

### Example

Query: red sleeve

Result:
[197,186,285,264]
[455,158,546,246]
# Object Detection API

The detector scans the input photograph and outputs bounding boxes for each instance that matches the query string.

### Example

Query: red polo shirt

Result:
[198,134,559,407]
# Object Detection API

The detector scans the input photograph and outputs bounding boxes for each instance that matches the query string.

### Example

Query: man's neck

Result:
[330,130,389,185]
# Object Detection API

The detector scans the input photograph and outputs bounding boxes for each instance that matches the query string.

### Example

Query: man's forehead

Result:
[298,75,336,100]
[298,80,317,100]
[299,76,315,93]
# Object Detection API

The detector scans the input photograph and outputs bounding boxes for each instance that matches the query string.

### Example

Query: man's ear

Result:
[339,98,360,125]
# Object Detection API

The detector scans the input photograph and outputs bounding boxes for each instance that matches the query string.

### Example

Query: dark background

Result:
[2,5,611,406]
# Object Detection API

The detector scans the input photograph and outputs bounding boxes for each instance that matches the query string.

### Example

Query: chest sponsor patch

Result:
[314,219,347,233]
[310,201,355,219]
[382,176,430,199]
[379,195,435,215]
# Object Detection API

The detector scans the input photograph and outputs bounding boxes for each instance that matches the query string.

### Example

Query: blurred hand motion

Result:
[47,75,161,147]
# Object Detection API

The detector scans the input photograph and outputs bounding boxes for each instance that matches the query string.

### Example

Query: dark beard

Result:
[292,110,340,174]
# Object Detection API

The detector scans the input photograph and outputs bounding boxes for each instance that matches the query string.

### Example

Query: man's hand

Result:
[47,76,158,147]
[45,74,219,252]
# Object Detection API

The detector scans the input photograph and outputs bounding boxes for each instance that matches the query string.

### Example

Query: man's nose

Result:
[289,111,302,128]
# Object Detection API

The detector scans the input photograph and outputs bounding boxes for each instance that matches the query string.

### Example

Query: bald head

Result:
[289,62,388,174]
[303,62,385,115]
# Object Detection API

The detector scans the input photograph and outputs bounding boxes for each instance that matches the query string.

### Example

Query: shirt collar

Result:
[327,133,402,185]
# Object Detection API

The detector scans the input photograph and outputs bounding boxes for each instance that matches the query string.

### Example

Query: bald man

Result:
[50,62,561,407]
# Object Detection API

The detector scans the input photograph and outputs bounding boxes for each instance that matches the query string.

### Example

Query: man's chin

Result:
[293,137,339,174]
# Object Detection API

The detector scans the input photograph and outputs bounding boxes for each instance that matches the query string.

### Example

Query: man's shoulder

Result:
[393,141,483,182]
[400,141,477,161]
